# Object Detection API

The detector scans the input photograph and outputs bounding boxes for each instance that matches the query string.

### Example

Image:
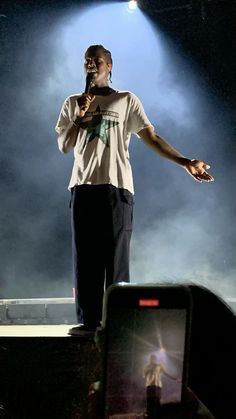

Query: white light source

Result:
[128,0,138,11]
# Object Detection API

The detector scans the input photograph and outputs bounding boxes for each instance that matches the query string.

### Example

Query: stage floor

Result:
[0,324,76,337]
[0,325,99,419]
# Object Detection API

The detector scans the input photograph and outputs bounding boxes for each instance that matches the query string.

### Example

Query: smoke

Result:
[131,210,236,298]
[0,2,235,307]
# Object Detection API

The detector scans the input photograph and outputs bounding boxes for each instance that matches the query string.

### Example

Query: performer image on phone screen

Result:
[144,354,180,418]
[105,307,185,417]
[55,44,214,336]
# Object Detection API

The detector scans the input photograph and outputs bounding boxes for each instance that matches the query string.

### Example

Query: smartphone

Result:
[102,283,192,418]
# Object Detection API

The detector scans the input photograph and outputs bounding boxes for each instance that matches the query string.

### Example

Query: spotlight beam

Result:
[128,1,138,11]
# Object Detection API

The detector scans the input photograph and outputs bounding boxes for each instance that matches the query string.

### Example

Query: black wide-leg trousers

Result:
[71,184,134,327]
[146,385,161,418]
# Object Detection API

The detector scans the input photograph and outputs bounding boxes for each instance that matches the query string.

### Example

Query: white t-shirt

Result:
[144,363,165,388]
[55,91,152,194]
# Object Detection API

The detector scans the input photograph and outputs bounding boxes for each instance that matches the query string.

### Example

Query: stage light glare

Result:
[128,0,138,11]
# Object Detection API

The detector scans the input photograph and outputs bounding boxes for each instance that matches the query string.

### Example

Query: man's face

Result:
[84,49,112,87]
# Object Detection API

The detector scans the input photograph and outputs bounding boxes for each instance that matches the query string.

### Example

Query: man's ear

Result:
[107,64,112,71]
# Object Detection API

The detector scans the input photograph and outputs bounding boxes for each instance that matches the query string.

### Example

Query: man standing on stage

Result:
[55,45,213,336]
[144,354,180,418]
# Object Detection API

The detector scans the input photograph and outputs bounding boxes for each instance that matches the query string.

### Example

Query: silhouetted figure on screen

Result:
[144,354,180,418]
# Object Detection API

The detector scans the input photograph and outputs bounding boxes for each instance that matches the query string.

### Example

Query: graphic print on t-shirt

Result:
[80,105,119,147]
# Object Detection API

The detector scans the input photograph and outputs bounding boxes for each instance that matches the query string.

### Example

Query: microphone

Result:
[77,72,94,114]
[85,72,94,94]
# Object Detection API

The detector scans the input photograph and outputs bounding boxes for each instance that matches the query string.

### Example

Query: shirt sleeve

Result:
[126,93,153,136]
[55,97,71,135]
[55,93,84,134]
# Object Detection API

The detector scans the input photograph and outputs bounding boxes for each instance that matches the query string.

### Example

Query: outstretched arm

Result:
[138,126,214,183]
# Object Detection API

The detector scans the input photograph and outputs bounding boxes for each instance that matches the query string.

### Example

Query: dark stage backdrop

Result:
[0,0,236,306]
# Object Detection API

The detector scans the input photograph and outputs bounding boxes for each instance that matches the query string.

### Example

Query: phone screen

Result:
[104,288,189,418]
